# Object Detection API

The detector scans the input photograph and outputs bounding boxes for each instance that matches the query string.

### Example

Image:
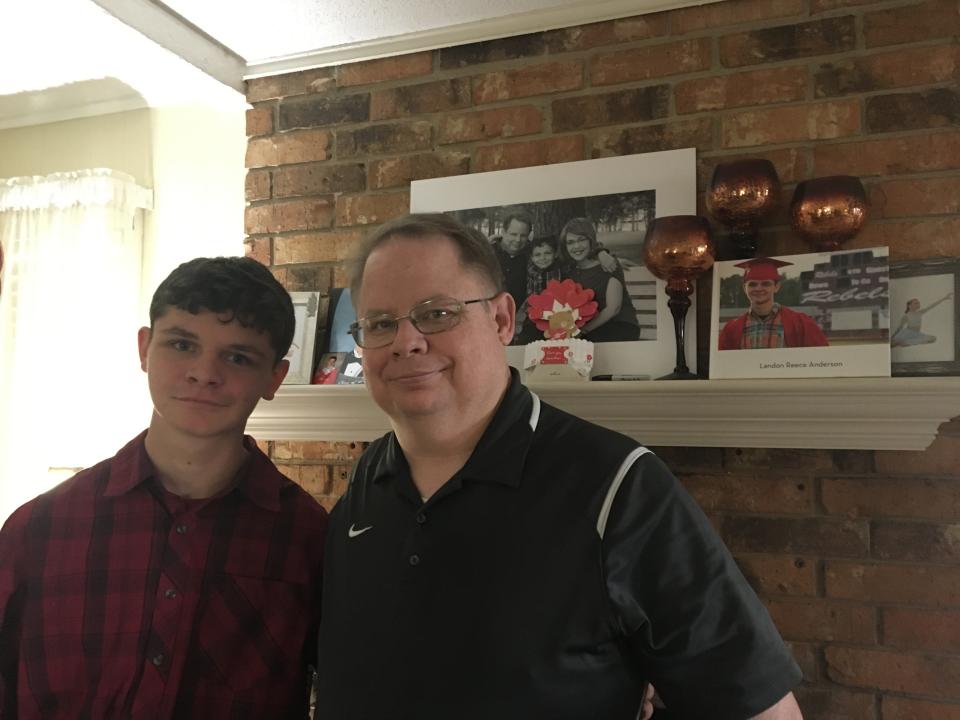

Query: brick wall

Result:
[244,0,960,715]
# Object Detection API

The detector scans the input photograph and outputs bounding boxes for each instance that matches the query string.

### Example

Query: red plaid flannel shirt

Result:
[0,432,326,719]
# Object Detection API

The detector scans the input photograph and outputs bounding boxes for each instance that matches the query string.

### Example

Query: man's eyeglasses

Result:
[349,296,497,349]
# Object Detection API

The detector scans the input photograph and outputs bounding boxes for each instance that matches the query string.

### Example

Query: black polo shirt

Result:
[316,371,800,719]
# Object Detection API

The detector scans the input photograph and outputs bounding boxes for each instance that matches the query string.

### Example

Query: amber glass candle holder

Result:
[790,175,868,251]
[643,215,715,380]
[705,159,781,259]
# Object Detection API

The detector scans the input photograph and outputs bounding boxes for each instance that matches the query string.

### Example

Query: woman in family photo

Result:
[559,217,641,343]
[892,292,954,347]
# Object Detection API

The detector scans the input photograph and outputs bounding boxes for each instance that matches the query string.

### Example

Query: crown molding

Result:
[247,377,960,451]
[243,0,713,79]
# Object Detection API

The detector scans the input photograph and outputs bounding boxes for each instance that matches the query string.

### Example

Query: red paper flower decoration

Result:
[526,279,598,340]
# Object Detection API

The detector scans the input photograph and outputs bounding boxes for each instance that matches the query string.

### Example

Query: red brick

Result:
[721,100,861,148]
[865,89,960,134]
[792,686,876,720]
[553,87,669,132]
[822,476,960,520]
[787,641,820,682]
[849,217,960,260]
[336,121,432,157]
[246,106,273,136]
[682,474,814,514]
[244,197,335,235]
[592,118,714,158]
[272,440,365,462]
[814,130,960,177]
[368,151,470,189]
[826,560,960,605]
[472,61,583,105]
[279,94,369,131]
[473,135,584,172]
[870,176,960,219]
[865,0,960,48]
[245,129,332,168]
[337,52,433,87]
[244,237,272,265]
[285,464,334,495]
[335,191,410,226]
[544,15,670,53]
[734,553,818,596]
[438,106,542,144]
[671,0,805,34]
[720,17,856,68]
[884,696,960,720]
[330,465,352,497]
[873,520,960,563]
[720,517,869,555]
[725,447,834,470]
[438,33,546,71]
[370,78,471,120]
[245,170,270,202]
[877,431,960,474]
[767,599,876,643]
[246,68,335,102]
[591,39,712,86]
[884,608,960,653]
[273,231,364,265]
[271,265,333,293]
[826,646,960,698]
[333,265,351,288]
[272,163,366,199]
[675,66,808,114]
[815,46,960,98]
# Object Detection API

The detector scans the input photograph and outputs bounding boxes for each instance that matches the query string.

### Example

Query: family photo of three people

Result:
[449,193,657,347]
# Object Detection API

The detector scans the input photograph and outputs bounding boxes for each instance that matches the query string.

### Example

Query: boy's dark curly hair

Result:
[149,256,294,365]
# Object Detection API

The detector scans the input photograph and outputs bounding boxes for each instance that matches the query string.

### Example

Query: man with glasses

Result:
[719,257,829,350]
[315,214,803,720]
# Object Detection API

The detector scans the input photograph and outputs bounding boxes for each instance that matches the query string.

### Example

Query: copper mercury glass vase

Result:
[790,175,868,251]
[643,215,715,380]
[705,159,781,259]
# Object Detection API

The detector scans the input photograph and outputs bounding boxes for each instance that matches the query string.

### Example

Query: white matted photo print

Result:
[410,149,697,379]
[282,291,320,384]
[709,247,891,379]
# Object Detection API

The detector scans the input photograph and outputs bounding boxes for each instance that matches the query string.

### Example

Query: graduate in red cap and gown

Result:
[719,257,829,350]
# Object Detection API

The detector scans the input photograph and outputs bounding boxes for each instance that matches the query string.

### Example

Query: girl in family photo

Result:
[891,292,954,347]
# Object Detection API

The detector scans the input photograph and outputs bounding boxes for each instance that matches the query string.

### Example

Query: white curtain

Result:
[0,169,153,523]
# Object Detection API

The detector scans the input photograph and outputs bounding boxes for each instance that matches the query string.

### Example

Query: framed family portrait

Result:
[282,291,320,384]
[889,257,960,376]
[709,247,891,379]
[410,148,697,379]
[313,287,364,384]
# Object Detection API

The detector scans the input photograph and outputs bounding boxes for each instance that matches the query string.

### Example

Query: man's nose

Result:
[390,317,428,356]
[187,353,224,385]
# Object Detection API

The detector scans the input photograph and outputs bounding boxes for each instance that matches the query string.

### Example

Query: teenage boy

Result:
[0,257,327,718]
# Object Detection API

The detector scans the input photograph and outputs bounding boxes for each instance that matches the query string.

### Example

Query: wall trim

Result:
[247,377,960,451]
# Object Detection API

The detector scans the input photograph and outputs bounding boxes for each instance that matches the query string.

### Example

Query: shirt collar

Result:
[104,431,282,512]
[749,302,781,322]
[371,368,535,489]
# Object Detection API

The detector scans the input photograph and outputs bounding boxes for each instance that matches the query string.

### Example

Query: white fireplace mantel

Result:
[246,377,960,451]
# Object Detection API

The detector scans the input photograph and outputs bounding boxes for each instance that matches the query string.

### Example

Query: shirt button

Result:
[409,554,420,566]
[165,588,177,599]
[416,512,427,525]
[175,523,187,534]
[152,653,165,667]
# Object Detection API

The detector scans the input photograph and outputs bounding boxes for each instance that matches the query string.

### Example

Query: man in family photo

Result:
[0,257,326,718]
[315,213,803,719]
[718,257,829,350]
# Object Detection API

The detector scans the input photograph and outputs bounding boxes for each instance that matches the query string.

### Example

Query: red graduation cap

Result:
[733,257,793,282]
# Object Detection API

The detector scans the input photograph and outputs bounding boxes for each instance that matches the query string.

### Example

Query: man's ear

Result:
[491,292,516,345]
[263,359,290,400]
[137,327,152,372]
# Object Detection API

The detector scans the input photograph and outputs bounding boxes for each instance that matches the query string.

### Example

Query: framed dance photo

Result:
[889,257,960,376]
[709,247,892,379]
[409,148,697,379]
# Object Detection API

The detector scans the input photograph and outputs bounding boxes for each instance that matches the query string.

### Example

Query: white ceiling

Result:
[2,0,694,129]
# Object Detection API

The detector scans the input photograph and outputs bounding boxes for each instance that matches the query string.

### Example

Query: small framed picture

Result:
[889,257,960,376]
[282,291,320,384]
[314,287,365,384]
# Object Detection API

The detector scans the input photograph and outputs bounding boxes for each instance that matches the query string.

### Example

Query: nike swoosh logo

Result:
[348,524,373,538]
